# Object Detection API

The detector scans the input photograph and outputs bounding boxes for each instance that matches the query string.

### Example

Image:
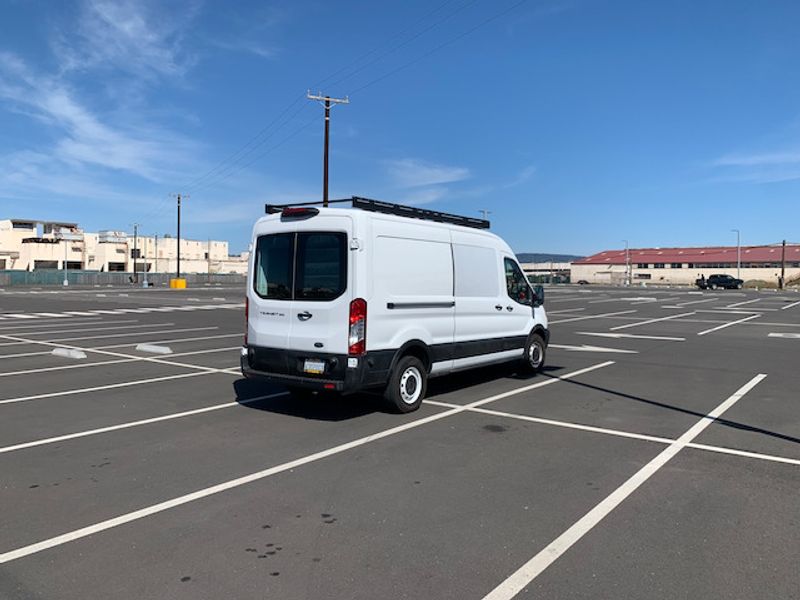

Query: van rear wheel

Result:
[520,333,546,375]
[384,356,427,413]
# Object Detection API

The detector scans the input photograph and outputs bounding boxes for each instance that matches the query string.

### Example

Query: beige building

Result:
[0,219,248,274]
[571,244,800,286]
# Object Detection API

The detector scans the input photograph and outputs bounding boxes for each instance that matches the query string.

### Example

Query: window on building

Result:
[670,263,682,268]
[636,263,648,269]
[634,273,652,280]
[653,263,665,269]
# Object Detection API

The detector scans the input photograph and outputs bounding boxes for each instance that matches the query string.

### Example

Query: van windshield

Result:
[254,232,346,301]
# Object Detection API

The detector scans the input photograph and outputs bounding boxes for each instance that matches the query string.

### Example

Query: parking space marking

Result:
[781,300,800,310]
[0,346,239,378]
[425,400,800,468]
[0,326,218,347]
[0,319,124,332]
[550,310,637,325]
[0,392,288,455]
[0,372,211,406]
[0,361,614,565]
[549,343,637,354]
[546,308,586,314]
[671,298,716,307]
[726,298,761,308]
[609,312,694,331]
[0,332,230,376]
[767,332,800,339]
[481,373,767,600]
[578,332,685,341]
[11,323,175,337]
[96,333,241,350]
[697,314,760,336]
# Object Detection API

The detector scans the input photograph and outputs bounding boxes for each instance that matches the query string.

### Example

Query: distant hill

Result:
[516,253,584,263]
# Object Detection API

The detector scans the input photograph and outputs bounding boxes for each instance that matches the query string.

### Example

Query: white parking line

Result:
[0,372,211,405]
[0,392,288,455]
[550,310,637,325]
[578,332,685,341]
[546,308,586,314]
[14,323,175,337]
[609,312,694,331]
[767,332,800,339]
[0,326,217,347]
[726,298,761,308]
[424,401,800,468]
[672,298,716,307]
[0,346,239,378]
[481,373,767,600]
[697,314,760,336]
[781,300,800,310]
[0,361,614,564]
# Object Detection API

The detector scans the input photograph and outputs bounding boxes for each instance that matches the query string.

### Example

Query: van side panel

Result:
[367,218,455,366]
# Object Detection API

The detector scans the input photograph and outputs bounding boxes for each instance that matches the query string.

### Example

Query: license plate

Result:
[303,359,325,375]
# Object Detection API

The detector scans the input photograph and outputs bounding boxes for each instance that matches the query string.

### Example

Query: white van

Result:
[241,197,549,413]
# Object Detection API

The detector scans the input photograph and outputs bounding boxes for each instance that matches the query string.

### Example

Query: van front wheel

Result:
[520,333,546,375]
[384,356,427,413]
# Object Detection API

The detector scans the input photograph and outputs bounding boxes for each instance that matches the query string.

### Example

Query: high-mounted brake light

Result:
[281,207,319,218]
[348,298,367,356]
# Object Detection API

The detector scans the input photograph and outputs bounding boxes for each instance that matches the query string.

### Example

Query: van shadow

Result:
[232,364,567,421]
[232,378,378,421]
[426,363,566,399]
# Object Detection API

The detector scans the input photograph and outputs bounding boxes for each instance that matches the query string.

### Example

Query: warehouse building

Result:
[571,244,800,286]
[0,218,248,274]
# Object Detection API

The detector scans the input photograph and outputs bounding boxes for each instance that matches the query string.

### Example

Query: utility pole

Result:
[307,91,349,206]
[132,223,139,284]
[780,239,786,289]
[62,234,68,287]
[142,234,149,288]
[170,194,188,278]
[731,229,740,281]
[154,234,159,277]
[623,240,630,287]
[207,238,211,283]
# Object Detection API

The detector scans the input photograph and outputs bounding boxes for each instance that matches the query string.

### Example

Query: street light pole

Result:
[731,229,740,280]
[62,236,68,287]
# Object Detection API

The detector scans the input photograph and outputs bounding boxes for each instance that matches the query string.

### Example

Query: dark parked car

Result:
[696,274,743,290]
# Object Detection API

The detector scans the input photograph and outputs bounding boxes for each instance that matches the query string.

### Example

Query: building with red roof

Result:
[571,244,800,286]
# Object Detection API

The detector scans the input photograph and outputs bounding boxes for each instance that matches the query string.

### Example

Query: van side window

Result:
[504,258,532,306]
[295,233,347,300]
[254,233,293,299]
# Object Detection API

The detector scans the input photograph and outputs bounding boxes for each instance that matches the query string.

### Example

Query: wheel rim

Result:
[528,342,543,368]
[399,366,423,405]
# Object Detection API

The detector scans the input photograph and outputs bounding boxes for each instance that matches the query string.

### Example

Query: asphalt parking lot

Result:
[1,283,799,599]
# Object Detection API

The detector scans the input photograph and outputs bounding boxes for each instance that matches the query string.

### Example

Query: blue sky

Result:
[1,0,799,255]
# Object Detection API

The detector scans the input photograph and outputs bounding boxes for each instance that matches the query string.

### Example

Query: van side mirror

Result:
[533,284,544,307]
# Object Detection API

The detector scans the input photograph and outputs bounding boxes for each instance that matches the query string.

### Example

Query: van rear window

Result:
[253,232,346,301]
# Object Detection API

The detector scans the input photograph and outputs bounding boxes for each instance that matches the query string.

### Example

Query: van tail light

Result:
[244,297,249,346]
[348,298,367,356]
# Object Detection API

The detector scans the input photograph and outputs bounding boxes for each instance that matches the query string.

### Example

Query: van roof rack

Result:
[265,196,490,230]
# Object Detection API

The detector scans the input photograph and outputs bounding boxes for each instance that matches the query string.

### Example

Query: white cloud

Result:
[54,0,198,78]
[0,51,200,184]
[401,186,449,206]
[385,158,470,188]
[709,149,800,183]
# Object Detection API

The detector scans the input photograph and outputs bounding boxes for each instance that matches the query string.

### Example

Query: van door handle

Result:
[506,306,514,312]
[297,311,313,321]
[495,305,503,311]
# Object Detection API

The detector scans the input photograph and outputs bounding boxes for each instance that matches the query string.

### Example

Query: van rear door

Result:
[288,220,353,355]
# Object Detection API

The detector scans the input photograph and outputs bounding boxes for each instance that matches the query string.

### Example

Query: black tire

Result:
[384,355,427,413]
[520,333,546,375]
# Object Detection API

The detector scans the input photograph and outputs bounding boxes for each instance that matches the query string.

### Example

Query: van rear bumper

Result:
[240,345,392,394]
